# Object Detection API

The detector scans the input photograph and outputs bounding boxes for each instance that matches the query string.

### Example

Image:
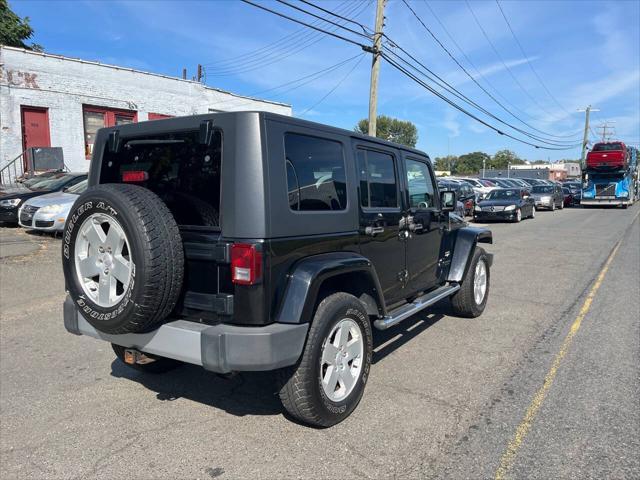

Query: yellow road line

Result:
[494,239,623,480]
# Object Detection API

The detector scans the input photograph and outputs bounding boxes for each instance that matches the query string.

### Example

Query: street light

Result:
[482,158,486,178]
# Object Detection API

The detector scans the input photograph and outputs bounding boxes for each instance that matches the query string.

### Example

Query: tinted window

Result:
[532,186,554,193]
[593,143,623,152]
[406,158,435,208]
[356,149,398,208]
[102,129,222,227]
[285,133,346,211]
[486,189,520,200]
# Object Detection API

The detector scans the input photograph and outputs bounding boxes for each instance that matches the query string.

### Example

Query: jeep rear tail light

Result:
[122,170,148,183]
[231,243,262,285]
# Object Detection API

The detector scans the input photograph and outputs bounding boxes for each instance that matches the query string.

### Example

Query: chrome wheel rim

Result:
[516,209,521,221]
[74,213,133,308]
[320,318,364,402]
[473,260,487,305]
[532,206,536,218]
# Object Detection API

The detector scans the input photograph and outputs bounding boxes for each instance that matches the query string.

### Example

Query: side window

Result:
[406,158,435,209]
[285,133,347,211]
[356,149,398,208]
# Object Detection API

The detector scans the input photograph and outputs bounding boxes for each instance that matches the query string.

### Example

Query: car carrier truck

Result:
[582,142,639,208]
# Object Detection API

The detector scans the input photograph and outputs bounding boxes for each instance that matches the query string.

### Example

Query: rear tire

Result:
[278,293,373,427]
[559,201,564,210]
[112,344,182,373]
[451,247,490,318]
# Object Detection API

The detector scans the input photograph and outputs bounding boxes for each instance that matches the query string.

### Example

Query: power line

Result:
[239,0,370,50]
[275,0,372,41]
[464,0,562,120]
[204,1,369,75]
[298,0,374,34]
[381,52,579,150]
[208,54,365,109]
[400,0,581,141]
[299,54,367,116]
[381,43,580,147]
[204,0,353,70]
[495,0,571,115]
[422,0,576,132]
[241,0,580,150]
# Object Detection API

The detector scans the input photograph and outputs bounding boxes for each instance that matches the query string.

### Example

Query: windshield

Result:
[29,174,79,191]
[532,186,554,193]
[486,189,520,200]
[593,143,623,152]
[66,179,88,194]
[22,172,57,188]
[438,182,460,192]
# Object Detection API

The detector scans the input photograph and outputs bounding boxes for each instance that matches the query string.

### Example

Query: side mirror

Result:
[440,190,456,212]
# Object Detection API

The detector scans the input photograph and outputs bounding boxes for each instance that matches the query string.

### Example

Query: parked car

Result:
[18,179,88,231]
[0,173,87,224]
[438,180,476,215]
[531,184,564,211]
[562,187,576,207]
[474,188,535,223]
[458,177,497,199]
[482,177,516,188]
[563,181,582,204]
[61,111,494,427]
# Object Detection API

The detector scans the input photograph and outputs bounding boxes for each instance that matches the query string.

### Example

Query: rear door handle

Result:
[365,226,385,236]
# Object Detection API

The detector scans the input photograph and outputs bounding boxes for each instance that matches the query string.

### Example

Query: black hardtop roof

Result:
[102,111,431,160]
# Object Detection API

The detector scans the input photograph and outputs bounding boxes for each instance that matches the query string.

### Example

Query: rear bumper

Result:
[63,296,308,373]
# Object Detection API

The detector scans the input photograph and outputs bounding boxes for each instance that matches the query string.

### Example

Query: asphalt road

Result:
[1,205,638,479]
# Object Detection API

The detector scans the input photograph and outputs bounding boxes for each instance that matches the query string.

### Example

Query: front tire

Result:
[278,293,373,427]
[513,208,522,223]
[451,247,490,318]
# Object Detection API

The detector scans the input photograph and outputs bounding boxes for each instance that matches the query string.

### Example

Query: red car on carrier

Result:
[586,142,629,171]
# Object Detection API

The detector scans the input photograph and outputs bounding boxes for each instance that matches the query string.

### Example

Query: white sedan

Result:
[18,179,87,232]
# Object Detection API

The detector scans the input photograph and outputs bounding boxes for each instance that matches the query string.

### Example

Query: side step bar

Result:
[373,284,460,330]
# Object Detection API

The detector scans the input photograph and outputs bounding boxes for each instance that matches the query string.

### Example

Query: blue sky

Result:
[12,0,640,161]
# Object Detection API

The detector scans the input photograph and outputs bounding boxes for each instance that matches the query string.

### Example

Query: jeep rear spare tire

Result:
[62,184,184,334]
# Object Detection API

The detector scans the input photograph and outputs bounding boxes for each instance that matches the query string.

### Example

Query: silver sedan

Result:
[18,179,87,231]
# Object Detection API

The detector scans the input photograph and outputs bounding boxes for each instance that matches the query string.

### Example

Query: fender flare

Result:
[275,252,385,324]
[447,227,493,283]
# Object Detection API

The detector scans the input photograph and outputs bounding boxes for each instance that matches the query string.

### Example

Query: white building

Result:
[0,46,291,173]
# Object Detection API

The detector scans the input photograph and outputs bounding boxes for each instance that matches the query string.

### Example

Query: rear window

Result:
[101,129,222,228]
[593,143,623,152]
[285,133,347,211]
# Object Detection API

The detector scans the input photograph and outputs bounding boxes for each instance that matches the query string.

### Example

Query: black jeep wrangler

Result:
[62,112,493,427]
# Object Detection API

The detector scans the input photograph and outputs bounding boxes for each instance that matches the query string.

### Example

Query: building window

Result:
[284,133,346,211]
[148,113,174,121]
[83,105,137,158]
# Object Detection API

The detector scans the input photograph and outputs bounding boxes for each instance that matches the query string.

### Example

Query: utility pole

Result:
[578,105,598,168]
[597,121,616,142]
[197,64,203,83]
[182,68,187,80]
[482,157,486,178]
[367,0,386,137]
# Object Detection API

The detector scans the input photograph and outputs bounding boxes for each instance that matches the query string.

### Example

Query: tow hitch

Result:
[123,348,156,365]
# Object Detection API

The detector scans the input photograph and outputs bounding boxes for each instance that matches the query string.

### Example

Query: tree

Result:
[355,115,418,148]
[433,155,458,172]
[489,149,525,170]
[456,151,490,175]
[0,0,43,51]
